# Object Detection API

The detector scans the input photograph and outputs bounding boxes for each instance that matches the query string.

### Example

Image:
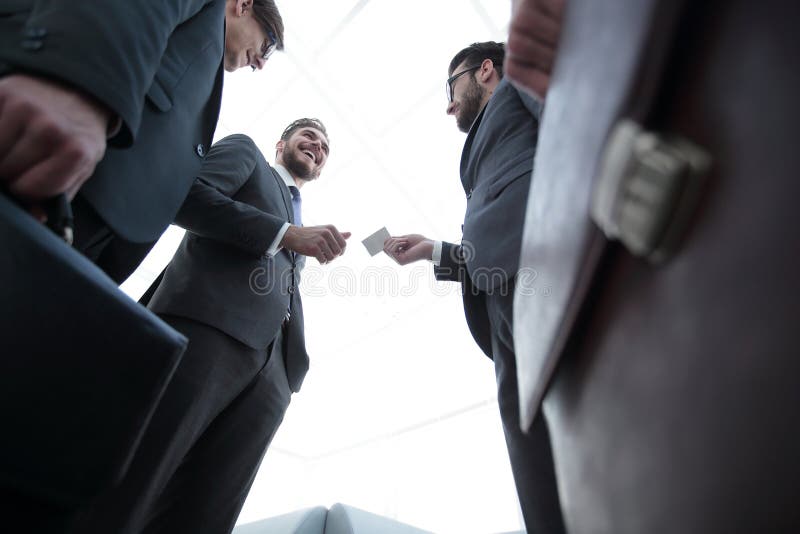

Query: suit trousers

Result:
[71,195,157,284]
[72,315,292,534]
[485,289,566,534]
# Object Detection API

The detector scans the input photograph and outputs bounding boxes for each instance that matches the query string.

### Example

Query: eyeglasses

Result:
[252,29,277,71]
[445,65,480,103]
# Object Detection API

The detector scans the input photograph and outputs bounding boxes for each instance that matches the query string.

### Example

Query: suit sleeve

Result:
[515,83,544,121]
[0,0,218,146]
[174,135,288,257]
[434,241,467,283]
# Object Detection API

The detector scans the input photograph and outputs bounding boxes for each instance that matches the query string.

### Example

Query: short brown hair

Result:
[252,0,285,50]
[449,41,505,78]
[280,118,329,143]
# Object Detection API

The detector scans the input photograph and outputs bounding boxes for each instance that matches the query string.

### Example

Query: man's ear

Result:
[275,139,285,156]
[235,0,251,16]
[478,59,495,82]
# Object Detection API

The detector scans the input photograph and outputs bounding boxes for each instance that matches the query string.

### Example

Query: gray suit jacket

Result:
[148,134,309,392]
[434,78,542,356]
[0,0,226,244]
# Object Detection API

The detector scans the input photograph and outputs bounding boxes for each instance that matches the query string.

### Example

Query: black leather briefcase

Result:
[0,193,187,508]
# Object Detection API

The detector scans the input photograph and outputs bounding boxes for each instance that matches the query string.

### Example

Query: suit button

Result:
[288,285,295,295]
[20,39,43,51]
[466,188,473,199]
[22,27,47,38]
[195,143,206,157]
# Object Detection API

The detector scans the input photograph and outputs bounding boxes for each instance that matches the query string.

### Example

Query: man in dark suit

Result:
[0,1,285,527]
[383,42,565,534]
[75,120,349,533]
[0,0,285,283]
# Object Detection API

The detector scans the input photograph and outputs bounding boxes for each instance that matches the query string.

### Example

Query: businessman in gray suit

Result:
[75,120,349,533]
[384,42,565,534]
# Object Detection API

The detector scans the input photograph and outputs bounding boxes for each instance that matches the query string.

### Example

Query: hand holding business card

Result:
[361,226,391,256]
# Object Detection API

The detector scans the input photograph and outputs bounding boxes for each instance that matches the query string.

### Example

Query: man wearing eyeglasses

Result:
[0,0,283,530]
[0,0,283,284]
[384,41,565,533]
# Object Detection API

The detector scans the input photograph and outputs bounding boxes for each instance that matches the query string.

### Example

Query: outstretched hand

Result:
[281,224,351,264]
[0,74,111,204]
[383,234,434,266]
[506,0,566,99]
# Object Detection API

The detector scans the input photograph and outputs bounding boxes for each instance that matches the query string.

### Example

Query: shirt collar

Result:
[274,164,297,190]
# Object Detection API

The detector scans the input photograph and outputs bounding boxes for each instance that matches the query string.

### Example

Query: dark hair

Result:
[449,41,505,78]
[280,118,329,143]
[252,0,285,50]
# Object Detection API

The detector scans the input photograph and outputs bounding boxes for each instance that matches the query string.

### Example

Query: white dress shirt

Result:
[431,240,443,265]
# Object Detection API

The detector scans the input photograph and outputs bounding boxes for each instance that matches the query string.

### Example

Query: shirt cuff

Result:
[266,222,291,257]
[430,240,443,266]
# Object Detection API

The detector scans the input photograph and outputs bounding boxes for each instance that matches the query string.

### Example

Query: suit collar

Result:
[459,101,488,193]
[274,164,297,190]
[267,163,301,267]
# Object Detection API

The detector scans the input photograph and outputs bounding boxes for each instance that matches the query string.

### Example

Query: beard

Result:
[456,77,485,133]
[282,147,319,182]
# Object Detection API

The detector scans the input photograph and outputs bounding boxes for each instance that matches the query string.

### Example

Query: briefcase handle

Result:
[3,190,74,244]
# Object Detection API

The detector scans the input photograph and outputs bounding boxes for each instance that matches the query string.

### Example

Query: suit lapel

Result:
[268,166,294,225]
[459,104,488,194]
[267,165,298,264]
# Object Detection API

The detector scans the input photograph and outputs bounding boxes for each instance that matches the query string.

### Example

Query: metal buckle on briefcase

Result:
[591,119,711,263]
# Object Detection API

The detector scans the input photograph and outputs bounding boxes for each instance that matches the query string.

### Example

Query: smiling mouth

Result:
[301,150,316,163]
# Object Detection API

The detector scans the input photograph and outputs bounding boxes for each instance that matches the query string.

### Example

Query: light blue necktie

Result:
[289,185,302,227]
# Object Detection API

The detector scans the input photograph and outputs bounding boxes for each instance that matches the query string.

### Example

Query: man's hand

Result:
[281,224,351,264]
[383,234,433,266]
[506,0,566,99]
[0,74,111,203]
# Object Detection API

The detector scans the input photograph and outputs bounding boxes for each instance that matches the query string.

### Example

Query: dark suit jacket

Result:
[148,135,310,392]
[434,78,542,357]
[0,0,226,244]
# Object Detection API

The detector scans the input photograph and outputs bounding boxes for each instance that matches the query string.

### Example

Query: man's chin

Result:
[222,55,239,72]
[295,172,318,183]
[455,111,472,132]
[286,163,315,182]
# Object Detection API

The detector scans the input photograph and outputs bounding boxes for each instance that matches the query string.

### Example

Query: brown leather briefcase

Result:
[514,0,800,532]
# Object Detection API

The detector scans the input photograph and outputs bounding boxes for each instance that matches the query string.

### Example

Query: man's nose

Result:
[251,55,265,71]
[446,101,456,115]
